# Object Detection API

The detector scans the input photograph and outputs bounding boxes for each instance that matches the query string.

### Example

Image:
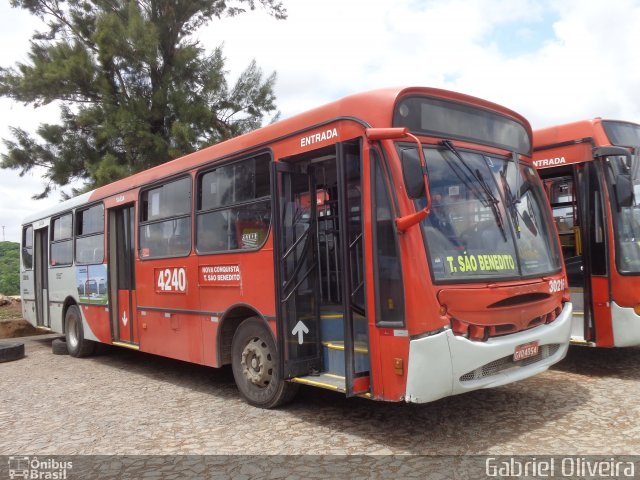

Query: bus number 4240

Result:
[156,267,187,293]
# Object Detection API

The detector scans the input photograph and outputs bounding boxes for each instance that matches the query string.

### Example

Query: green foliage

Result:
[0,242,20,296]
[1,0,286,198]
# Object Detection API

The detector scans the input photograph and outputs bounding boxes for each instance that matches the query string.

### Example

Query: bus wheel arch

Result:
[64,303,95,358]
[217,304,269,366]
[61,297,78,334]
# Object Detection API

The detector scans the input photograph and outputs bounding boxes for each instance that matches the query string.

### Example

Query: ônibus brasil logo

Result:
[7,457,72,479]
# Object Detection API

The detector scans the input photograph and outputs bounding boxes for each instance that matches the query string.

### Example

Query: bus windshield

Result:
[605,154,640,273]
[402,145,562,282]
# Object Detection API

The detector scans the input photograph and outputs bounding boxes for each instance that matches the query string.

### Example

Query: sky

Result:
[0,0,639,242]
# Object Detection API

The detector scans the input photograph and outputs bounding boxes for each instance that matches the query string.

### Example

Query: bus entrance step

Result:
[322,341,370,377]
[291,372,345,392]
[319,313,369,342]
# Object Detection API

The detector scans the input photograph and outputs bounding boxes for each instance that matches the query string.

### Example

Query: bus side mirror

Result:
[365,127,431,232]
[400,148,426,199]
[615,174,634,208]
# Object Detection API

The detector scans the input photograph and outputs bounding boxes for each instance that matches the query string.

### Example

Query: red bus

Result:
[533,118,640,347]
[20,87,572,407]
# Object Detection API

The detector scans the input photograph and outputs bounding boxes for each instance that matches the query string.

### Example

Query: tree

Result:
[0,0,286,198]
[0,242,20,296]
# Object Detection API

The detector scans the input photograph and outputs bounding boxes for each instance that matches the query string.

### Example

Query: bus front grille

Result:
[459,344,561,382]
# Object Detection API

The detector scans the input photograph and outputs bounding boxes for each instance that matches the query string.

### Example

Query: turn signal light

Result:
[634,305,640,316]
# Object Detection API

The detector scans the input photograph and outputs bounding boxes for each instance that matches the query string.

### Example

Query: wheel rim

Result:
[67,314,79,350]
[240,336,274,387]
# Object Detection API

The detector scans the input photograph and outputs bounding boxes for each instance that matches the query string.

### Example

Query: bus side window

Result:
[22,225,33,270]
[588,163,607,275]
[544,176,579,259]
[50,213,73,266]
[139,177,192,259]
[196,153,271,253]
[371,149,405,326]
[75,203,105,264]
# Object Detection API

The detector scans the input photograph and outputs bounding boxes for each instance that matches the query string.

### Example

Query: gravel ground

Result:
[0,335,639,456]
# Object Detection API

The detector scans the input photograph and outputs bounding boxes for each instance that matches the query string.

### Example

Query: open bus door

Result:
[544,160,611,344]
[33,227,50,328]
[581,158,613,345]
[273,162,322,378]
[108,204,139,348]
[336,141,370,396]
[561,160,612,345]
[273,139,370,396]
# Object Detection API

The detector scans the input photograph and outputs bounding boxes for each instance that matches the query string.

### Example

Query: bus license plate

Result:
[513,341,539,361]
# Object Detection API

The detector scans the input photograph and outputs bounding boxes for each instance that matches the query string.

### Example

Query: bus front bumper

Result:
[404,302,573,403]
[611,301,640,347]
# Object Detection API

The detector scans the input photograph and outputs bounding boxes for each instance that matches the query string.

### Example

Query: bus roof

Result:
[22,191,93,225]
[88,86,530,201]
[533,118,640,150]
[22,86,530,225]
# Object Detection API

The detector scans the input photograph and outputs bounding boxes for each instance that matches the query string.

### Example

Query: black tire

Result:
[0,342,25,363]
[51,337,69,355]
[64,305,96,358]
[231,317,298,408]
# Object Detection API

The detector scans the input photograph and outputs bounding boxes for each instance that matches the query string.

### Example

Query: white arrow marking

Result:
[122,311,128,326]
[291,321,309,345]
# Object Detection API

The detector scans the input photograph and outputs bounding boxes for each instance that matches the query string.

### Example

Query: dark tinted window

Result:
[140,177,192,258]
[371,150,404,325]
[77,204,104,236]
[393,96,531,155]
[22,225,33,269]
[75,204,104,264]
[196,154,271,253]
[603,121,640,147]
[587,163,607,276]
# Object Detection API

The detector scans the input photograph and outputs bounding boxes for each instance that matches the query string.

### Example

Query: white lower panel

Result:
[611,302,640,347]
[405,302,573,403]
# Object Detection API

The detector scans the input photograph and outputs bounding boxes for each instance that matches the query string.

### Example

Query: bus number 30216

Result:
[156,267,187,293]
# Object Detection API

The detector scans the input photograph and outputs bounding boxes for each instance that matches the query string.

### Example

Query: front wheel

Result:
[231,317,298,408]
[65,305,95,358]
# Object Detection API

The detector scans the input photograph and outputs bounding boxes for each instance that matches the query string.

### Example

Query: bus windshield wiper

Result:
[441,140,507,241]
[500,159,520,238]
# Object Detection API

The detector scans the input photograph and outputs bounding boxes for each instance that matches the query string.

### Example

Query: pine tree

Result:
[0,0,286,198]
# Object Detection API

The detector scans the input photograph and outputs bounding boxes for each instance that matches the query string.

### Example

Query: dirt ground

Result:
[0,301,40,338]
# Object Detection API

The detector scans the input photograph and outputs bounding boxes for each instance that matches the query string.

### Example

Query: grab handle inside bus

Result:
[365,127,431,232]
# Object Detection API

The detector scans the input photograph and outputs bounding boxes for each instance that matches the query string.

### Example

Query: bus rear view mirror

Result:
[365,127,432,232]
[615,174,634,208]
[400,147,426,199]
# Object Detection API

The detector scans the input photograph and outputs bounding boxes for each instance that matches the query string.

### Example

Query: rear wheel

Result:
[231,317,298,408]
[65,305,95,358]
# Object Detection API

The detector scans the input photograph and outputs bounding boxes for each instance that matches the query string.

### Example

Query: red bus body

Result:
[20,87,572,406]
[533,118,640,347]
